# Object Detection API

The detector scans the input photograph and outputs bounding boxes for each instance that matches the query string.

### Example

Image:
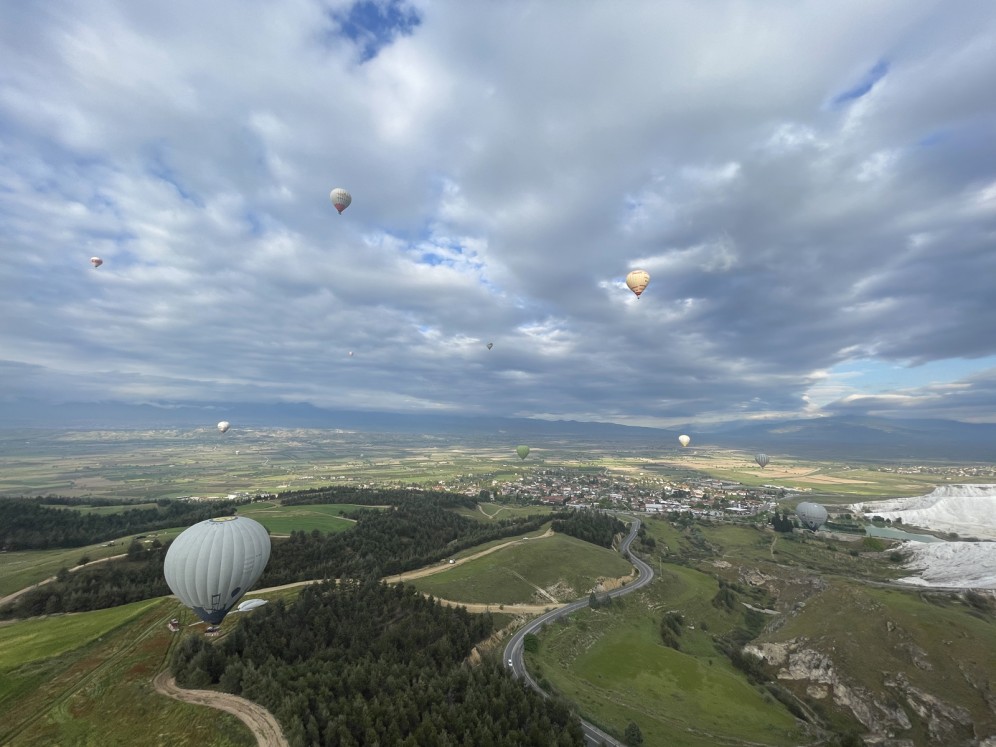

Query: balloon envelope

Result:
[217,421,230,433]
[90,257,103,268]
[516,445,530,460]
[754,453,770,468]
[796,502,828,531]
[164,516,271,624]
[487,342,493,350]
[236,598,268,612]
[330,188,352,214]
[678,434,691,447]
[625,269,650,298]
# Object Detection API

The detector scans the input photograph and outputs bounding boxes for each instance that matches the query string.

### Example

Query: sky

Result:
[2,0,996,428]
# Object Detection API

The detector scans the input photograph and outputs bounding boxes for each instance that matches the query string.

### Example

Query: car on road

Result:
[508,659,513,666]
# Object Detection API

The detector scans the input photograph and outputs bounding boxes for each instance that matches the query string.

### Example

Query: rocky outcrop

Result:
[744,638,983,744]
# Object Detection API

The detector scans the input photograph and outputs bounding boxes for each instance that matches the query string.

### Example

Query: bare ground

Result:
[153,671,289,747]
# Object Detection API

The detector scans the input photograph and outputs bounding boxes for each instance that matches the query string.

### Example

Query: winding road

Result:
[503,516,654,746]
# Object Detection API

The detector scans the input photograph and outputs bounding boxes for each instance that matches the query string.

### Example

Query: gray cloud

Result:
[2,0,996,427]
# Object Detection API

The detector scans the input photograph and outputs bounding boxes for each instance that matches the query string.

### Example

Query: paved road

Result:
[503,516,653,747]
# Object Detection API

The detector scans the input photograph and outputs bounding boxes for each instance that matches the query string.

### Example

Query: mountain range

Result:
[1,399,994,462]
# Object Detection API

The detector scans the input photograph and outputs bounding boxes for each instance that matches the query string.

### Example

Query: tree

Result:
[624,721,644,745]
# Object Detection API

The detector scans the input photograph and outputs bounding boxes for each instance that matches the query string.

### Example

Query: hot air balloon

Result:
[163,516,271,625]
[795,502,828,531]
[678,434,691,447]
[217,421,230,433]
[330,188,352,215]
[487,342,494,350]
[625,269,650,298]
[516,445,530,460]
[236,598,268,613]
[754,453,770,468]
[90,257,103,268]
[348,351,354,357]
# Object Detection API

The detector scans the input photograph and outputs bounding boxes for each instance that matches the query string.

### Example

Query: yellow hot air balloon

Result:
[625,269,650,298]
[678,434,690,447]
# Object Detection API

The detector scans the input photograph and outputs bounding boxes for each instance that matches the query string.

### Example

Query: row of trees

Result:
[549,509,625,548]
[0,540,170,619]
[0,497,233,550]
[259,496,551,585]
[173,580,585,746]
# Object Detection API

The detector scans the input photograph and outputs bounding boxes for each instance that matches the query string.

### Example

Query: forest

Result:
[0,497,234,550]
[549,508,625,548]
[172,579,585,746]
[1,492,553,618]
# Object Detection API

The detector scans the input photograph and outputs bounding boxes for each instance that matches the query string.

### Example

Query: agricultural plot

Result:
[410,533,631,605]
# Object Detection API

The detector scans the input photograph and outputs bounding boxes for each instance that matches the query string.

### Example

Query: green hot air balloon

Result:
[164,516,271,625]
[516,445,530,460]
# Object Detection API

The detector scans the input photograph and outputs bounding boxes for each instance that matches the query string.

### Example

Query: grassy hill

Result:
[410,532,632,605]
[0,598,253,746]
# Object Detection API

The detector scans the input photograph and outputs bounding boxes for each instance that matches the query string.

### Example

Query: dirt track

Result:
[153,671,289,747]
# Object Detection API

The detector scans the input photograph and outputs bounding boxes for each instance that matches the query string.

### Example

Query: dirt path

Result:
[0,553,127,608]
[382,527,554,584]
[153,671,289,747]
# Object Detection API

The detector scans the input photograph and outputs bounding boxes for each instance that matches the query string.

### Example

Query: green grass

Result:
[0,598,254,746]
[0,526,188,598]
[528,573,808,746]
[0,598,162,671]
[236,502,373,534]
[411,533,632,605]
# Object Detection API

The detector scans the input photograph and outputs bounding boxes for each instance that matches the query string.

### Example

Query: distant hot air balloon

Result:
[348,351,354,357]
[217,421,230,433]
[516,445,530,460]
[487,342,494,350]
[90,257,103,268]
[754,453,770,469]
[330,188,352,215]
[795,502,828,531]
[625,269,650,298]
[163,516,271,625]
[678,434,691,447]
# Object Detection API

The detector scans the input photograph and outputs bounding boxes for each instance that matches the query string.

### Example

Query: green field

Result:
[528,565,809,746]
[0,526,188,598]
[411,533,632,605]
[236,501,373,534]
[0,598,253,746]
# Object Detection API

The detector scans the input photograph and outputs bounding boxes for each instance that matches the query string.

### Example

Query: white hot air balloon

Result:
[90,257,103,268]
[163,516,271,625]
[330,188,352,215]
[678,434,691,447]
[625,269,650,298]
[795,502,828,532]
[217,421,230,433]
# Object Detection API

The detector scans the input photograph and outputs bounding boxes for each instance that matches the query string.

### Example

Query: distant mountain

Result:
[1,400,993,461]
[700,416,996,462]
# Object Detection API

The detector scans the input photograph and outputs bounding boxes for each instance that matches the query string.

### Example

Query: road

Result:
[503,517,653,747]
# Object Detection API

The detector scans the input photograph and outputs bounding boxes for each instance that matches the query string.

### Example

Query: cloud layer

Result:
[3,0,996,426]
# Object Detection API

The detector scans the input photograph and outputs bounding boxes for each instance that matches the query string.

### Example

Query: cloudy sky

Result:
[2,0,996,428]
